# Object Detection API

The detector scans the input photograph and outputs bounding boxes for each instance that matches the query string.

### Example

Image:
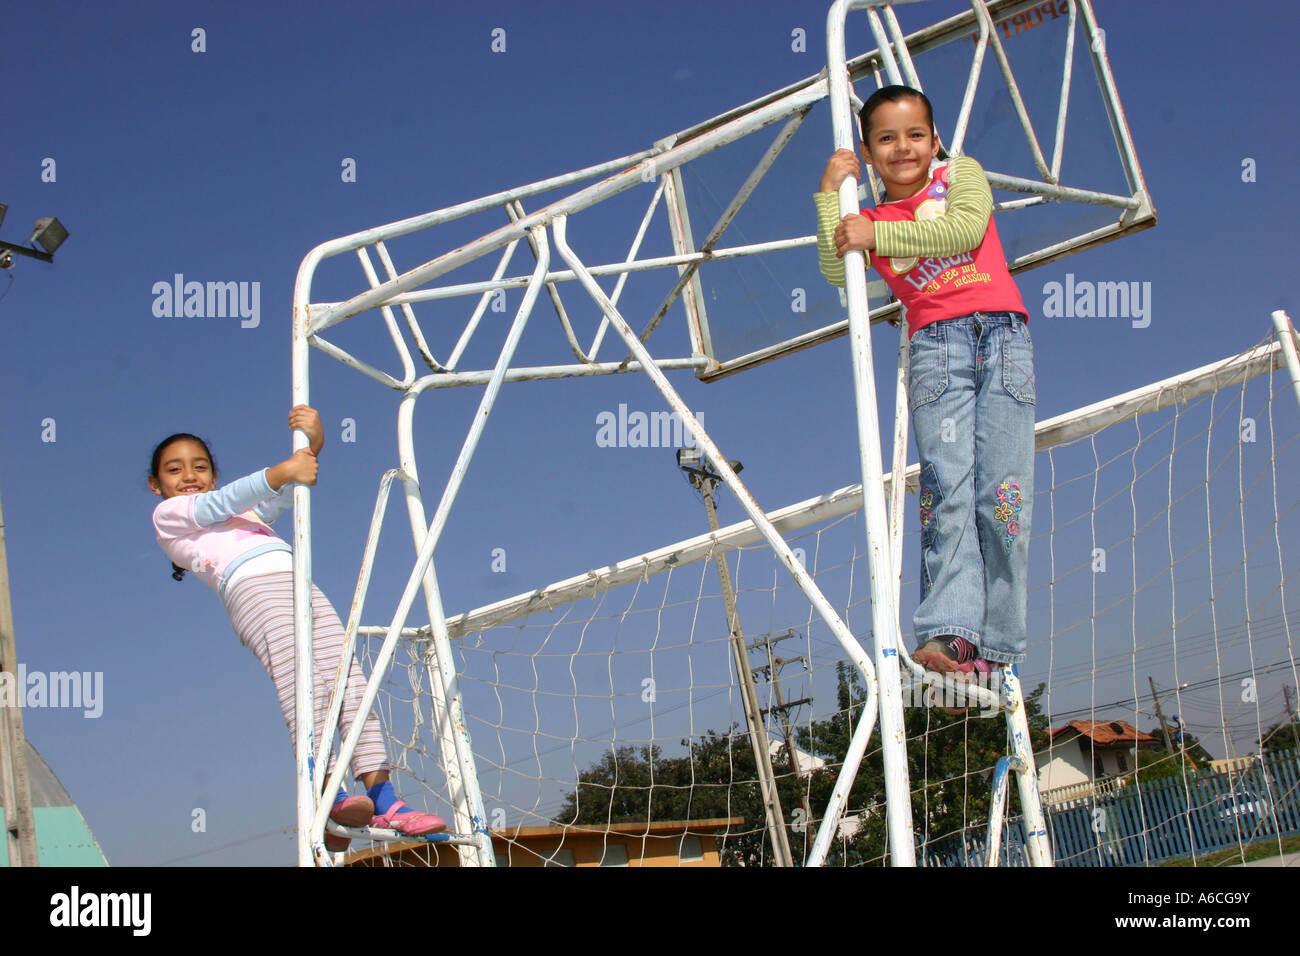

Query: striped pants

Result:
[225,572,388,779]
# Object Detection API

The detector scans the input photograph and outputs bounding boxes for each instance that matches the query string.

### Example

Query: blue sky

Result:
[1,0,1297,866]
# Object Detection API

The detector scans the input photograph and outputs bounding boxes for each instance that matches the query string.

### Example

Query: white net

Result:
[353,326,1300,867]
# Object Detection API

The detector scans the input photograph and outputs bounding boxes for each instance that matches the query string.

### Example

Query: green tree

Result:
[1258,715,1300,753]
[556,661,1050,866]
[1132,745,1208,785]
[793,662,1050,865]
[1138,724,1214,773]
[554,732,775,866]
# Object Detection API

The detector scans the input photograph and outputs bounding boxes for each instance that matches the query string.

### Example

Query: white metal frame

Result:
[288,0,1159,866]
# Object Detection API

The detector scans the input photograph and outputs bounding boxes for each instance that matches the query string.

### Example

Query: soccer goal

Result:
[282,0,1261,867]
[348,313,1299,867]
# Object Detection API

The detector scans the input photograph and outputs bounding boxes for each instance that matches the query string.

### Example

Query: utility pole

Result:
[677,450,793,867]
[0,487,39,865]
[750,630,814,839]
[1148,676,1174,754]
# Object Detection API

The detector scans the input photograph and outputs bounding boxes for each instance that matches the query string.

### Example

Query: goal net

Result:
[355,322,1300,867]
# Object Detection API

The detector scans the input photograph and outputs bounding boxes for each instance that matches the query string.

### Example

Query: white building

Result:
[1036,719,1160,805]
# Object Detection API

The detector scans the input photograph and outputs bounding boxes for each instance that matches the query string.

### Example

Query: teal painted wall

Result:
[0,807,109,867]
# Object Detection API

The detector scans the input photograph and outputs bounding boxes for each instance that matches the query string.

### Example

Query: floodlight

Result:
[31,217,69,254]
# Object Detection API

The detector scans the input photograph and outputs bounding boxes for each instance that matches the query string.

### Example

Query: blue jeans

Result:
[909,311,1035,664]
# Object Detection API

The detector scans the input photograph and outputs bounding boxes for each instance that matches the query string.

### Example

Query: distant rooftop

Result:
[1051,719,1159,748]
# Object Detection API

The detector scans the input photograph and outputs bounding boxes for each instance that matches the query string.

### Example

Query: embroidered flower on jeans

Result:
[998,482,1023,507]
[919,488,935,528]
[994,481,1023,553]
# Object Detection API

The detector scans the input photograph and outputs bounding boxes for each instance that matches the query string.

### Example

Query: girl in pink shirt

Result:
[149,405,444,853]
[817,86,1036,683]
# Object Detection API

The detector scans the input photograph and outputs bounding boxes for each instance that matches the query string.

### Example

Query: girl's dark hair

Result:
[858,85,949,160]
[149,433,217,582]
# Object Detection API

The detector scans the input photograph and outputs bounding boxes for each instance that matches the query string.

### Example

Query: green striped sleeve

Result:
[815,191,850,288]
[872,156,992,259]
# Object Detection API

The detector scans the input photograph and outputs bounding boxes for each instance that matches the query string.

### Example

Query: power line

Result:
[148,827,294,867]
[1041,658,1299,723]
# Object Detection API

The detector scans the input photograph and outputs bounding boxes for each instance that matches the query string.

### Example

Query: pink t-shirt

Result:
[863,162,1027,336]
[153,469,292,597]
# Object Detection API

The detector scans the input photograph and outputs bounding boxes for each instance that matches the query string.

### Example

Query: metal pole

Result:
[694,473,793,867]
[1271,311,1300,413]
[0,241,53,264]
[291,270,319,867]
[1004,665,1052,866]
[0,487,39,866]
[828,0,914,867]
[985,754,1018,866]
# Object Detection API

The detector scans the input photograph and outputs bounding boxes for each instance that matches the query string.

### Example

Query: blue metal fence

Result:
[922,748,1300,867]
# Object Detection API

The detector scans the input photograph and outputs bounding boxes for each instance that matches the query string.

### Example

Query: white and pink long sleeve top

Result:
[152,469,294,598]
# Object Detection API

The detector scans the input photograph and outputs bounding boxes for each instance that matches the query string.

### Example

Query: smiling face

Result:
[859,96,941,201]
[149,438,216,499]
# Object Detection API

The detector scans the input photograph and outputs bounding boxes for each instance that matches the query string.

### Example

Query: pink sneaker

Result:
[325,794,375,853]
[914,635,993,677]
[372,801,447,836]
[914,635,994,714]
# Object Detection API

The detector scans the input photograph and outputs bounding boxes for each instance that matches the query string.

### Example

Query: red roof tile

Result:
[1051,719,1158,746]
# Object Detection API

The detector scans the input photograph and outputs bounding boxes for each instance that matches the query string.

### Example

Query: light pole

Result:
[0,487,39,866]
[0,201,69,866]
